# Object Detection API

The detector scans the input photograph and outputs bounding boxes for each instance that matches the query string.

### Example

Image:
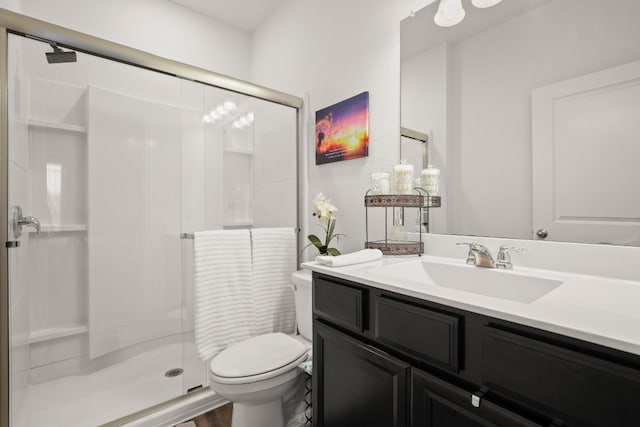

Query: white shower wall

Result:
[87,85,183,359]
[7,34,31,421]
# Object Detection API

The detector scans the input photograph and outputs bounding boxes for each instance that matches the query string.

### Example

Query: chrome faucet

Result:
[457,243,495,268]
[495,245,526,270]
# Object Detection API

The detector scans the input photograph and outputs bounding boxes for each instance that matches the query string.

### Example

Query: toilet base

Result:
[231,399,284,427]
[212,367,302,427]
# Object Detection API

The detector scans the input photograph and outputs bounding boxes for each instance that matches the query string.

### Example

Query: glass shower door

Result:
[7,34,187,427]
[6,25,299,426]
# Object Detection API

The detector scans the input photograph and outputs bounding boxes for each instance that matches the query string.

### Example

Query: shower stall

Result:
[0,10,302,427]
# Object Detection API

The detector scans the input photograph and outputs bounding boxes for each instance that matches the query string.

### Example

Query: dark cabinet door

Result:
[412,369,546,427]
[483,325,640,427]
[313,321,410,427]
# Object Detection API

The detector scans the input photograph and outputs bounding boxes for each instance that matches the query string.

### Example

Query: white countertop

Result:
[303,255,640,357]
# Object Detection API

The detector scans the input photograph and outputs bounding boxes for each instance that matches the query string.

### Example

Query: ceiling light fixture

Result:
[434,0,503,27]
[434,0,465,27]
[471,0,503,8]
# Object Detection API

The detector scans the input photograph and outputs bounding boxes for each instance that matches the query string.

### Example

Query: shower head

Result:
[46,45,77,64]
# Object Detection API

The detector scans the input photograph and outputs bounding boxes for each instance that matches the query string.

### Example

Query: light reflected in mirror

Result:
[401,0,640,246]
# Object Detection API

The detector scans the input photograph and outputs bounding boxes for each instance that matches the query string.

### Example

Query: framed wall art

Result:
[315,91,369,165]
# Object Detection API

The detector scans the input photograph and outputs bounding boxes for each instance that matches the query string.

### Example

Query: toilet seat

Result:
[210,332,308,385]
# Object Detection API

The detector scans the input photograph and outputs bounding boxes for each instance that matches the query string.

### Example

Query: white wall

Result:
[0,0,19,11]
[251,0,420,257]
[1,0,252,79]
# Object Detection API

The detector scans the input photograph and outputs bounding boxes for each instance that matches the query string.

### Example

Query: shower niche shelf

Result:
[28,324,88,344]
[224,146,253,155]
[28,118,87,133]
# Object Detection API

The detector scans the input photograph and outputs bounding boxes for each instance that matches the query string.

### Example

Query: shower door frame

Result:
[0,9,304,427]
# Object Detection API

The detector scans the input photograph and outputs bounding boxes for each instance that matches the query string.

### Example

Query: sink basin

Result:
[370,260,562,303]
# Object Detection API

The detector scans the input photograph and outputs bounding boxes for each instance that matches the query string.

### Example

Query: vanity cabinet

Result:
[312,272,640,427]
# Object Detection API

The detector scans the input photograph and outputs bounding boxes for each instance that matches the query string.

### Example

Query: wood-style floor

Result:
[175,403,233,427]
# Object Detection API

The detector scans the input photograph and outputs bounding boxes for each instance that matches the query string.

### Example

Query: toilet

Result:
[208,269,312,427]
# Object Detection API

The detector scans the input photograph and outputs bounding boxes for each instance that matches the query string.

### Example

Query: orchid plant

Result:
[306,193,343,256]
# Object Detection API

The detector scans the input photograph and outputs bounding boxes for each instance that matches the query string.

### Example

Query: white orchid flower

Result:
[307,193,343,256]
[313,193,337,226]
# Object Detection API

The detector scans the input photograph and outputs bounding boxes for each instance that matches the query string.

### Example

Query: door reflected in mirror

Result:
[401,0,640,246]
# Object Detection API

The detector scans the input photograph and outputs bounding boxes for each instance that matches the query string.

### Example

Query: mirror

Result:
[401,0,640,246]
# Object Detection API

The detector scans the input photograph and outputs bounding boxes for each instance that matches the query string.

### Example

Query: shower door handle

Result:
[11,205,41,238]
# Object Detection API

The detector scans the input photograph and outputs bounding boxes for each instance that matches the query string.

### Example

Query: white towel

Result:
[316,248,383,267]
[193,229,254,361]
[251,228,297,336]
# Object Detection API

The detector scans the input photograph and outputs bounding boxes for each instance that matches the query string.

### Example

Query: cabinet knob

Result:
[471,386,489,408]
[471,394,481,408]
[536,228,548,239]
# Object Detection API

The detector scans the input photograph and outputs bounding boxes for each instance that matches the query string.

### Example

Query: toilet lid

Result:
[210,332,308,379]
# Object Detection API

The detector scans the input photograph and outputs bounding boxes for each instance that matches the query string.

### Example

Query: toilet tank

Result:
[292,270,312,341]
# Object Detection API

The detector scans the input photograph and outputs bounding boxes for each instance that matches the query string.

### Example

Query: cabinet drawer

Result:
[483,326,640,427]
[412,368,547,427]
[375,296,460,372]
[314,276,365,332]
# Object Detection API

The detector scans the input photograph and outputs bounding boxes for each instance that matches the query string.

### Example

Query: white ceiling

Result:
[169,0,287,32]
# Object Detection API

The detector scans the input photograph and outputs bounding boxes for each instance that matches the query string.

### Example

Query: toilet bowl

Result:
[208,269,312,427]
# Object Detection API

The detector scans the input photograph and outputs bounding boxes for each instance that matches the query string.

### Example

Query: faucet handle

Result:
[496,245,526,269]
[456,242,476,264]
[498,245,526,256]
